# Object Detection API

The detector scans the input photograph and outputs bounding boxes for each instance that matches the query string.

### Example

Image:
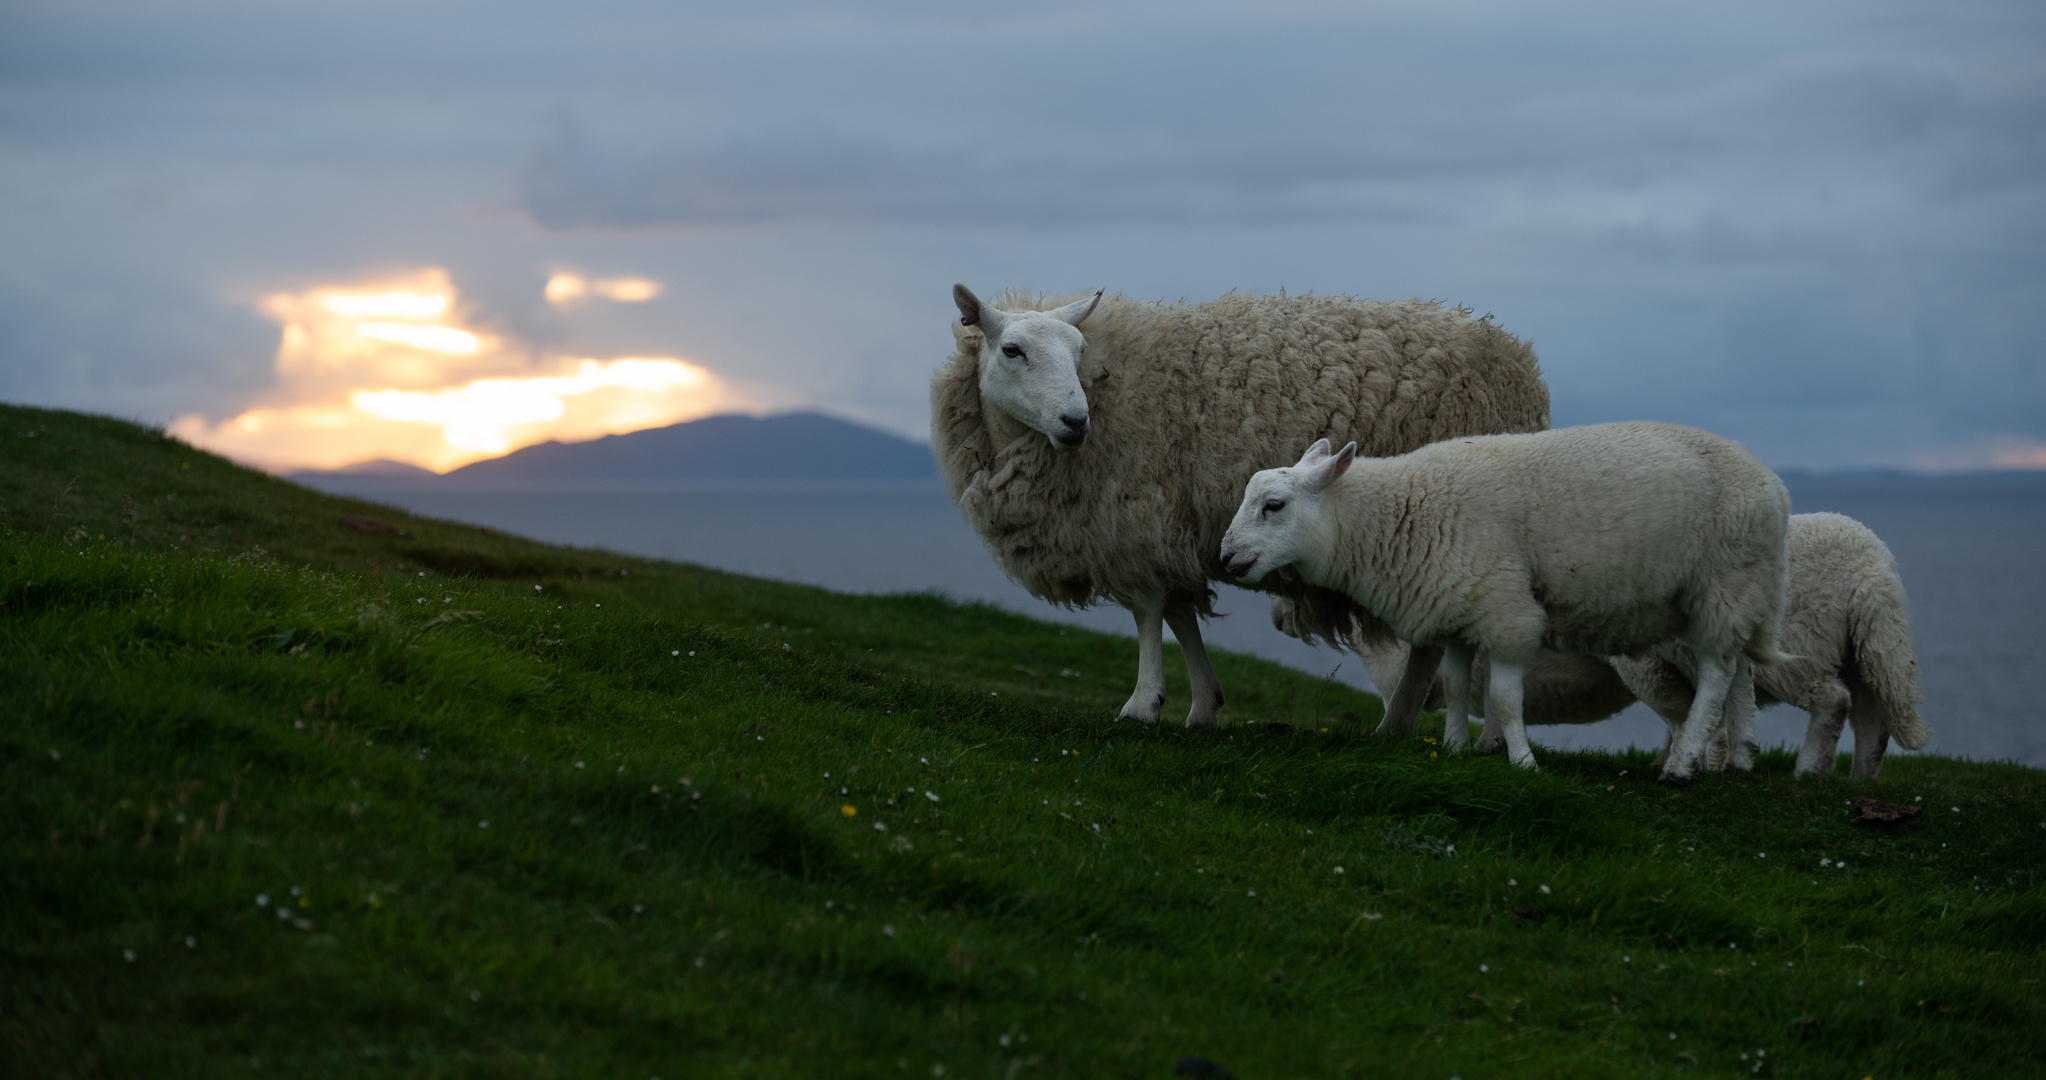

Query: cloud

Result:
[168,268,741,471]
[517,49,2042,238]
[518,119,1438,231]
[544,272,663,304]
[5,0,2043,474]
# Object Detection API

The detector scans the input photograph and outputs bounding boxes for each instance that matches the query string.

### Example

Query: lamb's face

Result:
[953,284,1100,451]
[1220,440,1356,584]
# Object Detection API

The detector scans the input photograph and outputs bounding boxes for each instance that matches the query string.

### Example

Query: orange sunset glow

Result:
[170,269,740,472]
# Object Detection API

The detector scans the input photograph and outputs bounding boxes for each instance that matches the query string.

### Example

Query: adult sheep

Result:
[1611,512,1928,780]
[933,285,1550,728]
[1219,423,1792,782]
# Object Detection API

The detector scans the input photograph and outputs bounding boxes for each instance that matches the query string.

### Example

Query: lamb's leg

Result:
[1660,654,1734,786]
[1627,656,1691,771]
[1476,651,1507,750]
[1440,642,1474,749]
[1163,599,1224,729]
[1373,643,1444,737]
[1116,594,1169,725]
[1848,706,1891,781]
[1720,657,1760,773]
[1468,651,1509,752]
[1487,660,1538,770]
[1794,680,1852,779]
[1705,731,1729,772]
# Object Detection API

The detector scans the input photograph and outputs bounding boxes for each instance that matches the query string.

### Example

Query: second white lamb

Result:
[1220,421,1791,781]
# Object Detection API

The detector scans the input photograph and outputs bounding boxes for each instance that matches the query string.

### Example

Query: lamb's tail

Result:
[1741,615,1800,668]
[1849,561,1930,751]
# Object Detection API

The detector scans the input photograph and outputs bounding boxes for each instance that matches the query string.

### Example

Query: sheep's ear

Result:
[954,284,1004,331]
[1048,289,1102,327]
[1303,442,1358,493]
[1295,438,1333,467]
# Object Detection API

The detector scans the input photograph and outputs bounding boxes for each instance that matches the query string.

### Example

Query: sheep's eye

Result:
[1000,343,1024,359]
[1263,498,1286,515]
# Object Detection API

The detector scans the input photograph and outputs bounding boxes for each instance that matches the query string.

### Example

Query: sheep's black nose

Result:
[1052,413,1088,448]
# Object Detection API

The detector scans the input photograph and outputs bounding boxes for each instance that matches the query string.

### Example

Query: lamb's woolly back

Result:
[1301,422,1791,668]
[931,291,1550,624]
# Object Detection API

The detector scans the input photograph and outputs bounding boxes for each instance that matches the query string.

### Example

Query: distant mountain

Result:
[310,458,440,480]
[290,412,938,492]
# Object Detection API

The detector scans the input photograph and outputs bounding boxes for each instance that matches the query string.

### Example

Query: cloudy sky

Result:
[2,0,2041,472]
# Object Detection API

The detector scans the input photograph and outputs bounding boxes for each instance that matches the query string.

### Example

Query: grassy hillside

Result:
[3,403,2042,1079]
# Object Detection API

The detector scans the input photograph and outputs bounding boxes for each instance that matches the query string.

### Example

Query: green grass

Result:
[3,402,2043,1078]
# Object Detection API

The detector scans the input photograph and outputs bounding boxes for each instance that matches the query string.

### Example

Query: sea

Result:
[307,474,2046,769]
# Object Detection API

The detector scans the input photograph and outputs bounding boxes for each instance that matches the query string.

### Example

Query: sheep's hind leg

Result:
[1660,655,1734,786]
[1163,599,1224,729]
[1486,659,1538,770]
[1374,643,1444,737]
[1793,680,1851,779]
[1847,699,1891,780]
[1116,594,1169,725]
[1439,642,1475,750]
[1720,657,1761,773]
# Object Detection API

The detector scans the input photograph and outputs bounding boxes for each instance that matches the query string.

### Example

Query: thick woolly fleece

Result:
[1293,422,1793,670]
[1612,512,1928,779]
[930,291,1550,631]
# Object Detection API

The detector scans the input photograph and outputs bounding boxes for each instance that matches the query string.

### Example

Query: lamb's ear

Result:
[1303,442,1358,493]
[1330,441,1358,478]
[1295,438,1333,467]
[1048,289,1102,327]
[953,283,1004,331]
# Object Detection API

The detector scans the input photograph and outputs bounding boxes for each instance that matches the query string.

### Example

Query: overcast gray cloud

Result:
[1,0,2040,470]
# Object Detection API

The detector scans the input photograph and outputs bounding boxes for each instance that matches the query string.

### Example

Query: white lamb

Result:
[934,286,1551,728]
[1219,422,1792,782]
[1610,512,1928,780]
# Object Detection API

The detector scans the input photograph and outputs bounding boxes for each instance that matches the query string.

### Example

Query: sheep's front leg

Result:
[1374,643,1444,737]
[1660,654,1734,786]
[1116,594,1169,725]
[1440,642,1474,750]
[1720,657,1760,773]
[1486,659,1538,770]
[1794,680,1852,778]
[1162,599,1225,729]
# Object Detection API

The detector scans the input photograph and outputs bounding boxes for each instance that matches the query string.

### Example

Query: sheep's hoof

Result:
[1116,692,1166,725]
[1184,714,1220,730]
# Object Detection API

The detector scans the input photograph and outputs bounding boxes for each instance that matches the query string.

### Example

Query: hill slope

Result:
[3,402,2043,1078]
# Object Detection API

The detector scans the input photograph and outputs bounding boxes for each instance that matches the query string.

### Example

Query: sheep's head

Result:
[1220,439,1356,584]
[953,283,1100,451]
